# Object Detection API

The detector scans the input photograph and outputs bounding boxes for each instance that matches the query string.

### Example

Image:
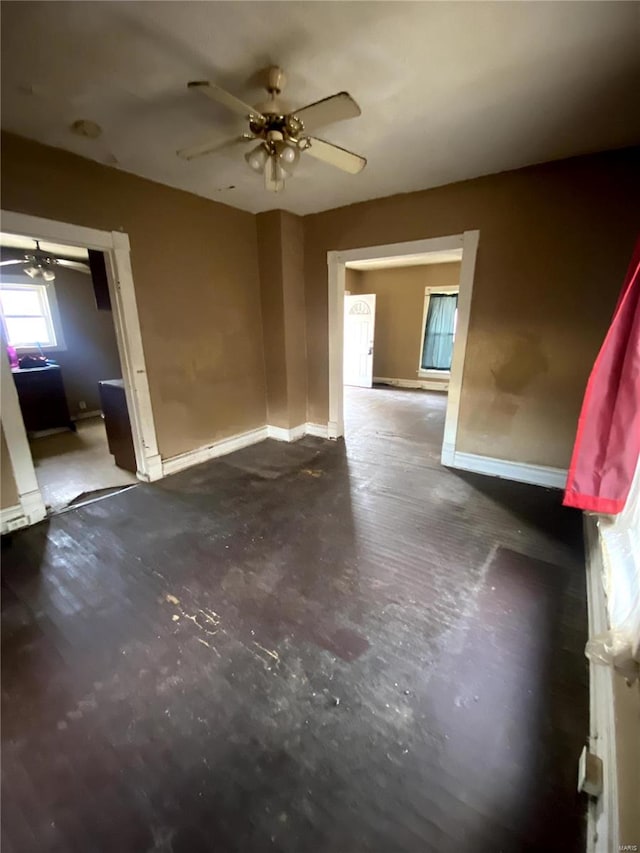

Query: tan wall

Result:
[351,263,460,382]
[1,425,19,508]
[257,211,288,427]
[345,268,362,294]
[1,132,267,460]
[257,210,307,429]
[304,147,640,468]
[1,259,122,417]
[279,211,307,428]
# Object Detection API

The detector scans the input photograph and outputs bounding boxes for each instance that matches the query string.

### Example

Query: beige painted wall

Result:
[4,133,638,471]
[257,211,288,427]
[279,211,307,428]
[1,132,267,460]
[1,425,19,508]
[257,210,307,429]
[350,263,460,382]
[1,259,122,417]
[305,146,640,469]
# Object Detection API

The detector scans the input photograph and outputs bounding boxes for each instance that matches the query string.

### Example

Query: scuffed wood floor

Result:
[1,386,588,852]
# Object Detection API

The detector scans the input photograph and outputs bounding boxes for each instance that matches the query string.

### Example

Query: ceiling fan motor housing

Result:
[267,66,286,95]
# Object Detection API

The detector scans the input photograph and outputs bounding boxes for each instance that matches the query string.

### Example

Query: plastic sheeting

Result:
[585,459,640,684]
[563,236,640,514]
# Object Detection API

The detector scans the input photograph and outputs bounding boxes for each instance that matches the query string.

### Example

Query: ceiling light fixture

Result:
[244,136,300,192]
[245,144,268,173]
[178,64,366,193]
[24,261,55,282]
[1,240,90,279]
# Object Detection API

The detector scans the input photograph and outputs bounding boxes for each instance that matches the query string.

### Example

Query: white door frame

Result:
[327,231,479,464]
[1,210,163,528]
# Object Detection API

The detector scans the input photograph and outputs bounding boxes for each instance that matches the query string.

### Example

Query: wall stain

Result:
[491,333,549,395]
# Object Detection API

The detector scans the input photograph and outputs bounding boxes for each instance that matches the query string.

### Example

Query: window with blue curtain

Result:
[421,293,458,370]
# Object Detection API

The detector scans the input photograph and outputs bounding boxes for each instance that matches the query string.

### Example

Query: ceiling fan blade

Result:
[289,92,361,133]
[55,260,91,274]
[177,134,250,161]
[0,259,25,267]
[302,137,366,174]
[188,81,264,122]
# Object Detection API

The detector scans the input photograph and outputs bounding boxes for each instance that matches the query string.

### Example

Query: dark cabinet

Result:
[12,366,74,433]
[99,379,136,474]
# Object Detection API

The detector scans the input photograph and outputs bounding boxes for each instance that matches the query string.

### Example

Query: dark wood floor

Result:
[1,386,588,853]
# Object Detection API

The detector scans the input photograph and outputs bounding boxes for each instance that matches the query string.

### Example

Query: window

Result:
[0,282,65,350]
[420,290,458,373]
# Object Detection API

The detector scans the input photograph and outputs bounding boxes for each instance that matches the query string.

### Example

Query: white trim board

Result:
[444,449,568,489]
[305,422,330,439]
[583,514,618,853]
[72,409,102,421]
[162,422,332,477]
[267,424,306,442]
[1,210,162,494]
[1,504,29,534]
[328,231,479,449]
[374,376,449,392]
[162,426,269,477]
[0,336,47,527]
[270,423,330,440]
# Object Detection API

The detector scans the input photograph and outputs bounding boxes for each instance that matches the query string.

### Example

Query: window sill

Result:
[15,345,67,354]
[418,370,450,380]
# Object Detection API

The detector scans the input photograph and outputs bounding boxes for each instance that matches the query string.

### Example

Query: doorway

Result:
[1,211,161,530]
[343,293,376,387]
[329,232,479,466]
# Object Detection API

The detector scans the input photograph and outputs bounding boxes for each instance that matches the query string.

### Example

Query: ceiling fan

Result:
[177,66,366,192]
[0,240,90,281]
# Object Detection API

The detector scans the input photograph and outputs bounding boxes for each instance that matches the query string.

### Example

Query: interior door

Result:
[344,293,376,387]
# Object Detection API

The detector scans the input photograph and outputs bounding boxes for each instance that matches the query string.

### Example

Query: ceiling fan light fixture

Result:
[24,265,39,278]
[274,159,287,183]
[245,144,268,173]
[263,155,286,193]
[42,268,56,282]
[182,66,366,192]
[277,141,300,175]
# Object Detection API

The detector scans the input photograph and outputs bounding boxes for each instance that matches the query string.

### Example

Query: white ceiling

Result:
[0,233,89,260]
[347,250,463,271]
[2,2,639,216]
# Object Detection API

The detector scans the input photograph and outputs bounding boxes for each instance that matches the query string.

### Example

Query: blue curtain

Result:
[421,294,458,370]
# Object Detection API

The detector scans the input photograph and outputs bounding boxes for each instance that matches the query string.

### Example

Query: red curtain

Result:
[563,236,640,514]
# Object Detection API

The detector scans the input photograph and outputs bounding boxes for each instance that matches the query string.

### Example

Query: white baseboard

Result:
[162,426,268,476]
[584,514,618,853]
[443,448,567,489]
[154,421,335,479]
[374,376,449,392]
[267,424,306,442]
[29,426,71,439]
[1,487,47,534]
[305,422,329,439]
[72,409,102,421]
[138,453,163,482]
[1,504,27,534]
[268,423,330,441]
[328,420,341,440]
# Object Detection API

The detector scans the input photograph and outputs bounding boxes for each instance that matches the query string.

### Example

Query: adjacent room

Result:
[0,233,137,512]
[343,249,463,460]
[1,3,639,852]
